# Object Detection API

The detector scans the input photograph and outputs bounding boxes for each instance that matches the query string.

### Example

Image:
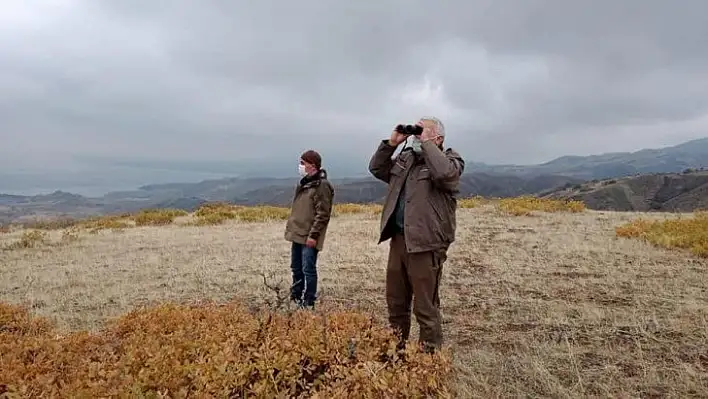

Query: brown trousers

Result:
[386,233,447,350]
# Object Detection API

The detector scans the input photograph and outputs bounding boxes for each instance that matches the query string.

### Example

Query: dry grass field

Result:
[1,198,707,397]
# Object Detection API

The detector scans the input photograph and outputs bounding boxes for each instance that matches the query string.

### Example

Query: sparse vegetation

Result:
[1,201,707,397]
[60,227,81,244]
[497,195,586,216]
[615,211,708,257]
[0,301,453,397]
[3,230,48,250]
[191,202,384,225]
[3,228,84,251]
[2,195,592,231]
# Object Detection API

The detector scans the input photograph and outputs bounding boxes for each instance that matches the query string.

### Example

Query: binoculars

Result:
[395,124,423,135]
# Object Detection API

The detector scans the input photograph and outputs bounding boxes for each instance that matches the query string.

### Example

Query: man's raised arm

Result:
[368,140,398,183]
[368,126,409,183]
[420,140,465,192]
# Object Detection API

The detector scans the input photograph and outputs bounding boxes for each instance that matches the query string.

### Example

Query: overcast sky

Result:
[2,1,708,193]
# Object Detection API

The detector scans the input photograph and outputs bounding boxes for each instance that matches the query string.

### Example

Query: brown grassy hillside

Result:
[1,198,707,397]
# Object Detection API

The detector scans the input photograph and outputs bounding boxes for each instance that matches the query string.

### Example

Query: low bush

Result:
[194,202,242,218]
[192,202,244,225]
[0,302,54,335]
[615,211,708,257]
[19,217,79,230]
[0,301,454,398]
[192,212,232,226]
[79,214,134,233]
[458,195,488,209]
[332,203,382,216]
[193,203,310,224]
[497,196,586,216]
[133,208,188,226]
[235,205,291,222]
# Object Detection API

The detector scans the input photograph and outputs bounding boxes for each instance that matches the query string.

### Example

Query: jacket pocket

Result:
[417,168,431,180]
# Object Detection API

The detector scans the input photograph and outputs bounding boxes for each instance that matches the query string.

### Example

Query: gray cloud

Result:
[2,0,708,192]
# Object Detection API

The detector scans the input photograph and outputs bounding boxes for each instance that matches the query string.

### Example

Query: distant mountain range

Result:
[1,138,707,224]
[466,137,708,179]
[542,169,708,212]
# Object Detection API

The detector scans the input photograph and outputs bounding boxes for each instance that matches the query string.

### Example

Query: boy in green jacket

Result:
[284,150,335,309]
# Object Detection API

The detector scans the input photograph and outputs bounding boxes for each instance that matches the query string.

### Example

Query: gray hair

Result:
[420,116,445,137]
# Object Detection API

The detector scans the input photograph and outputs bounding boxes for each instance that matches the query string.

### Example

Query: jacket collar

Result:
[299,168,327,188]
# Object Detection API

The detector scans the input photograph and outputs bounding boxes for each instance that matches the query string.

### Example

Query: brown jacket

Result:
[369,139,465,253]
[284,169,335,251]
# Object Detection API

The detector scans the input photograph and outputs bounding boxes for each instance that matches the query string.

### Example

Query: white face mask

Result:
[298,163,308,177]
[407,135,422,153]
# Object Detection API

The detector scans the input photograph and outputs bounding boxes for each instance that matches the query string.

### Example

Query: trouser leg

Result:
[290,242,304,302]
[408,248,446,351]
[302,245,319,307]
[386,233,413,345]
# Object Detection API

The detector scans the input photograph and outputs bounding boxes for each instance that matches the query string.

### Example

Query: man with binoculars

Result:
[368,116,465,353]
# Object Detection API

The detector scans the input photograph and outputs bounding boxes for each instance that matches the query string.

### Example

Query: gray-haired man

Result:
[368,117,465,353]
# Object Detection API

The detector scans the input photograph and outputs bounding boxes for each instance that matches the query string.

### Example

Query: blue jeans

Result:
[290,242,319,306]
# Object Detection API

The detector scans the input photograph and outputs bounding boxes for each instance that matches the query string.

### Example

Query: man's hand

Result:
[306,238,317,248]
[388,125,409,147]
[418,121,439,143]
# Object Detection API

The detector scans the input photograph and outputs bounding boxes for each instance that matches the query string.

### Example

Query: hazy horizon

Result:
[2,135,706,197]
